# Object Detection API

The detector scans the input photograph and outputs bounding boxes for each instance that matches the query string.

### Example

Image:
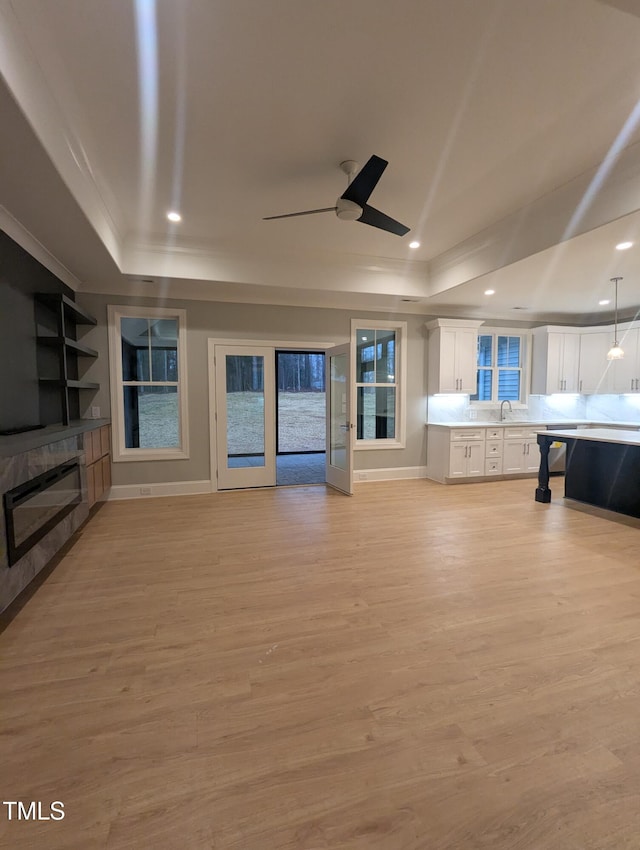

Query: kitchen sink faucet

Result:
[500,399,513,421]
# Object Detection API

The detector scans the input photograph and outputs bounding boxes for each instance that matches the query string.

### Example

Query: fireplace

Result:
[4,460,82,566]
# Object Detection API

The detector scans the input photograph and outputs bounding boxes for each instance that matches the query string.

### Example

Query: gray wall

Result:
[77,293,428,486]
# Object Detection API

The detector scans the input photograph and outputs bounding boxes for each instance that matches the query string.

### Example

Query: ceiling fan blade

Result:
[340,155,388,206]
[263,207,336,220]
[358,204,410,236]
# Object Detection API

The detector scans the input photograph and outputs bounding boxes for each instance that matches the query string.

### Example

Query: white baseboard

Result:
[107,480,212,500]
[354,466,427,482]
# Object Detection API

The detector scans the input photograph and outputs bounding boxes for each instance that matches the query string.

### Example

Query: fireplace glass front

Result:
[4,460,81,566]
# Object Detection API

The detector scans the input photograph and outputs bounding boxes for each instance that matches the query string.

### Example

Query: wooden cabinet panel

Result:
[85,424,111,506]
[101,455,111,490]
[100,425,110,457]
[91,429,101,465]
[86,462,96,507]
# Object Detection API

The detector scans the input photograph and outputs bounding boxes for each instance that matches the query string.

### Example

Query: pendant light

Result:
[606,276,624,360]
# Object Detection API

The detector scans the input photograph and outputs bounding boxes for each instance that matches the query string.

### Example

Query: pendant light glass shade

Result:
[606,276,624,361]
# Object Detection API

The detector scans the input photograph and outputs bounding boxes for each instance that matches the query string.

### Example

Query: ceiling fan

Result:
[263,155,410,236]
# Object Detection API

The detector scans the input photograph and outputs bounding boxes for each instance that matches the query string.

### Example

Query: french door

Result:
[215,346,276,489]
[212,341,352,492]
[325,342,353,495]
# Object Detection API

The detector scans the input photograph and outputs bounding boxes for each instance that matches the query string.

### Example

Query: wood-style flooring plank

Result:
[1,478,640,848]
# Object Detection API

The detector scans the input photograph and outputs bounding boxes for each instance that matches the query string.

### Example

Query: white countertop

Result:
[542,428,640,447]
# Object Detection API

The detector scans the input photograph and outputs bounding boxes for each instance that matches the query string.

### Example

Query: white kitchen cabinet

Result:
[532,328,580,394]
[426,424,546,482]
[610,327,640,393]
[449,440,485,478]
[578,331,614,394]
[503,426,542,474]
[427,319,483,394]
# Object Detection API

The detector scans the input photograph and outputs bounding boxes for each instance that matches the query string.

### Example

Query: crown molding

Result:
[0,206,80,290]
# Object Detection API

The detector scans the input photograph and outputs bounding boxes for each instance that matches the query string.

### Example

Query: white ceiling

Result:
[2,0,640,322]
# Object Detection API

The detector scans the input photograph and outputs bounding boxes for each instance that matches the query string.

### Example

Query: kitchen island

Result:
[535,428,640,519]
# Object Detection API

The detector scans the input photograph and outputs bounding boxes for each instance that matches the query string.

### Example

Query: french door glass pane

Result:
[225,355,265,465]
[123,386,179,448]
[357,387,396,440]
[329,352,348,469]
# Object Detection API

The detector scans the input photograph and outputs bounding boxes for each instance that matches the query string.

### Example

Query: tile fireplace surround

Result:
[0,422,108,612]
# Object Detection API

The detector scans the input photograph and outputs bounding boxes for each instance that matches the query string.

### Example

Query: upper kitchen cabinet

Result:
[578,330,614,394]
[531,328,580,394]
[427,319,483,394]
[610,327,640,393]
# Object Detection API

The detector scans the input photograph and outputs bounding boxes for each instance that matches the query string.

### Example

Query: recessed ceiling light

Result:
[409,241,420,249]
[167,211,182,222]
[484,289,495,295]
[616,241,633,250]
[599,299,611,305]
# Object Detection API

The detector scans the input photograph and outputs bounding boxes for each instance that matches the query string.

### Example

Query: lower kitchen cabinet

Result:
[449,440,485,478]
[502,425,541,474]
[502,438,540,473]
[427,424,546,483]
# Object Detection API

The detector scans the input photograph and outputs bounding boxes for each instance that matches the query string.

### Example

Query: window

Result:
[471,331,528,405]
[108,306,189,461]
[351,319,407,448]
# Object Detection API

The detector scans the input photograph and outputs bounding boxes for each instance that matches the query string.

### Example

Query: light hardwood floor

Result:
[2,478,640,849]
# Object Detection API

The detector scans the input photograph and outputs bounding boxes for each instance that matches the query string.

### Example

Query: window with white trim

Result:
[108,306,189,461]
[470,331,528,405]
[351,319,407,448]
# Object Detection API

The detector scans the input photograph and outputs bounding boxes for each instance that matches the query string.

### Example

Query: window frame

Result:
[470,329,531,409]
[351,318,407,450]
[108,305,189,462]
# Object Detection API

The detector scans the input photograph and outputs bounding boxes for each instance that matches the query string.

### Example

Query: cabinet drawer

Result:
[450,428,484,441]
[485,427,503,440]
[485,440,503,458]
[485,458,503,475]
[503,427,527,440]
[504,426,541,441]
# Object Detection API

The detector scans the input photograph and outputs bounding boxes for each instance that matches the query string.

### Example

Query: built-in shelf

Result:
[36,336,99,358]
[35,293,99,425]
[35,293,97,326]
[39,378,100,390]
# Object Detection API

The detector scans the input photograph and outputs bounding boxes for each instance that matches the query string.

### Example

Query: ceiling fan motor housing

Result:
[336,198,363,221]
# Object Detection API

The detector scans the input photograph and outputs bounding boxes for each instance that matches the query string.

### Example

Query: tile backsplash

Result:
[427,393,640,423]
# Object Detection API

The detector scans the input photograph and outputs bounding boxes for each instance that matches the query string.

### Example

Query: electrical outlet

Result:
[357,472,367,481]
[139,487,151,496]
[91,406,101,419]
[468,408,477,420]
